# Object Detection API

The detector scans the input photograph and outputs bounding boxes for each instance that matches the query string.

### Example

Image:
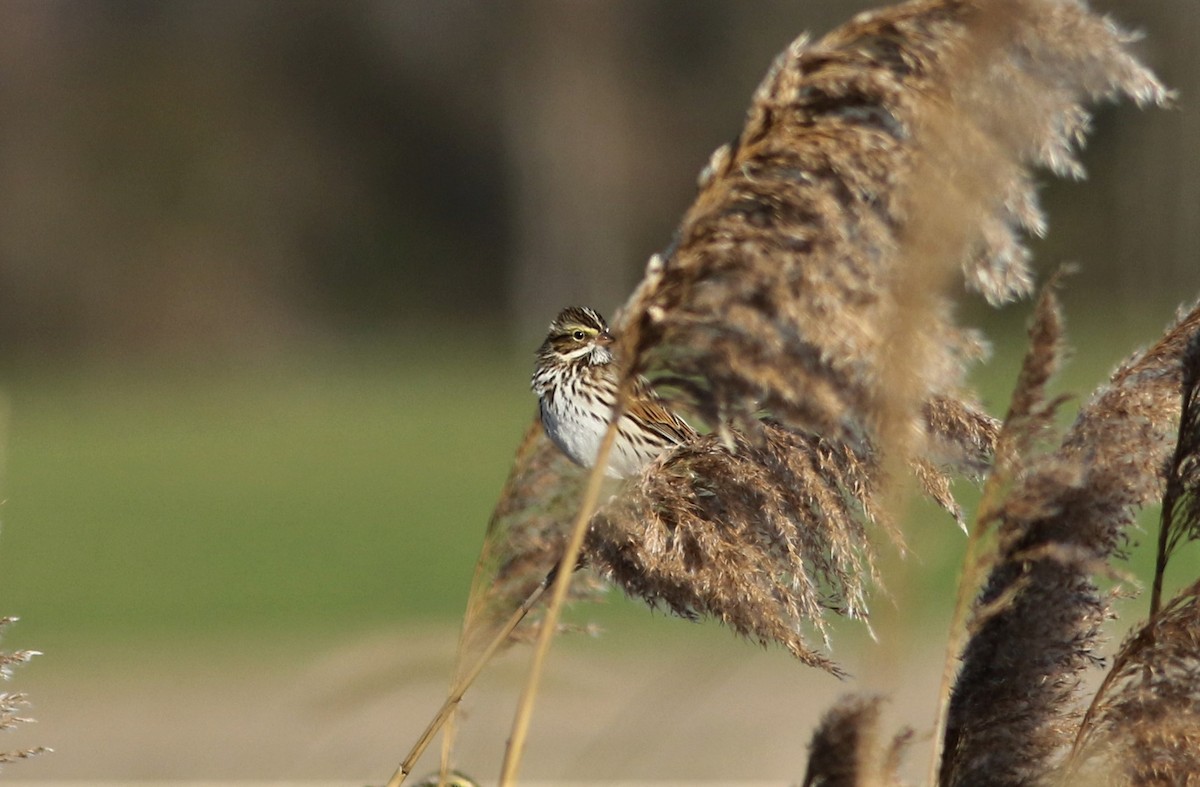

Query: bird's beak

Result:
[597,331,615,347]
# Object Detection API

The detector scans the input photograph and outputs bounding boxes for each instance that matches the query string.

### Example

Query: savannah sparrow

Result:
[532,306,696,478]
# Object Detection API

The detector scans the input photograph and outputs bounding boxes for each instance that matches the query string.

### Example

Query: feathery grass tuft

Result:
[1063,330,1200,784]
[937,279,1078,786]
[0,618,47,768]
[615,0,1168,479]
[940,301,1200,786]
[460,419,604,637]
[588,423,878,674]
[598,0,1167,681]
[1067,579,1200,786]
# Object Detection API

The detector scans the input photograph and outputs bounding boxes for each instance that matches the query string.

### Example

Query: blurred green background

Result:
[0,1,1195,781]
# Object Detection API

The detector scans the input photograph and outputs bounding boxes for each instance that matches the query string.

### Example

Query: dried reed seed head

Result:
[1069,580,1200,786]
[918,393,1003,527]
[942,557,1106,786]
[482,419,584,599]
[921,394,1000,476]
[616,0,1166,484]
[941,302,1200,786]
[1006,271,1068,423]
[987,270,1073,485]
[586,422,878,674]
[801,694,905,787]
[1066,342,1200,782]
[1054,303,1200,555]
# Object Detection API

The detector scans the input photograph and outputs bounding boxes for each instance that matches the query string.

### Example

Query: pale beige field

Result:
[3,619,951,785]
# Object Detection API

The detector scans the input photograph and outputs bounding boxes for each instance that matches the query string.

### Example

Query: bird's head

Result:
[539,306,614,366]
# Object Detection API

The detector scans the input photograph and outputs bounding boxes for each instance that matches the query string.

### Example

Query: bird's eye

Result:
[573,330,586,341]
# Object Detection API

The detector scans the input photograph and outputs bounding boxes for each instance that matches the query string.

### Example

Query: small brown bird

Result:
[531,306,695,478]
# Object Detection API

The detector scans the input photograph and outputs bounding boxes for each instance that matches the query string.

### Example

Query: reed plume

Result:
[448,420,605,694]
[588,423,878,674]
[573,0,1165,675]
[1063,332,1200,785]
[464,420,604,632]
[584,0,1164,671]
[937,279,1078,786]
[1067,580,1200,786]
[801,695,909,787]
[940,302,1200,785]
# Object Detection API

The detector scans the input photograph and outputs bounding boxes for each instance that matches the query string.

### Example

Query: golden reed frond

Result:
[614,0,1168,469]
[585,0,1163,673]
[930,276,1073,784]
[940,301,1200,786]
[472,422,594,614]
[456,419,605,660]
[588,423,878,674]
[1063,337,1200,785]
[996,269,1073,472]
[1066,579,1200,786]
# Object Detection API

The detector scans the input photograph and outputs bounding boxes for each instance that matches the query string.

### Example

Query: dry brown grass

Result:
[589,423,878,674]
[1060,330,1200,786]
[0,617,47,768]
[940,301,1200,785]
[1067,579,1200,786]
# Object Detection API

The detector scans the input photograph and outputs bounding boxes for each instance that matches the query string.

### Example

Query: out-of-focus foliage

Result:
[0,1,1193,357]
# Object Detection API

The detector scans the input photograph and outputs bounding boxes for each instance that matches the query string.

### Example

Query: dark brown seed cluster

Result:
[942,302,1200,785]
[801,695,911,787]
[596,0,1165,669]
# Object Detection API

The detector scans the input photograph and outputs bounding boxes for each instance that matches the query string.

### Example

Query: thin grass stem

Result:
[497,395,625,786]
[385,576,551,787]
[437,516,508,783]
